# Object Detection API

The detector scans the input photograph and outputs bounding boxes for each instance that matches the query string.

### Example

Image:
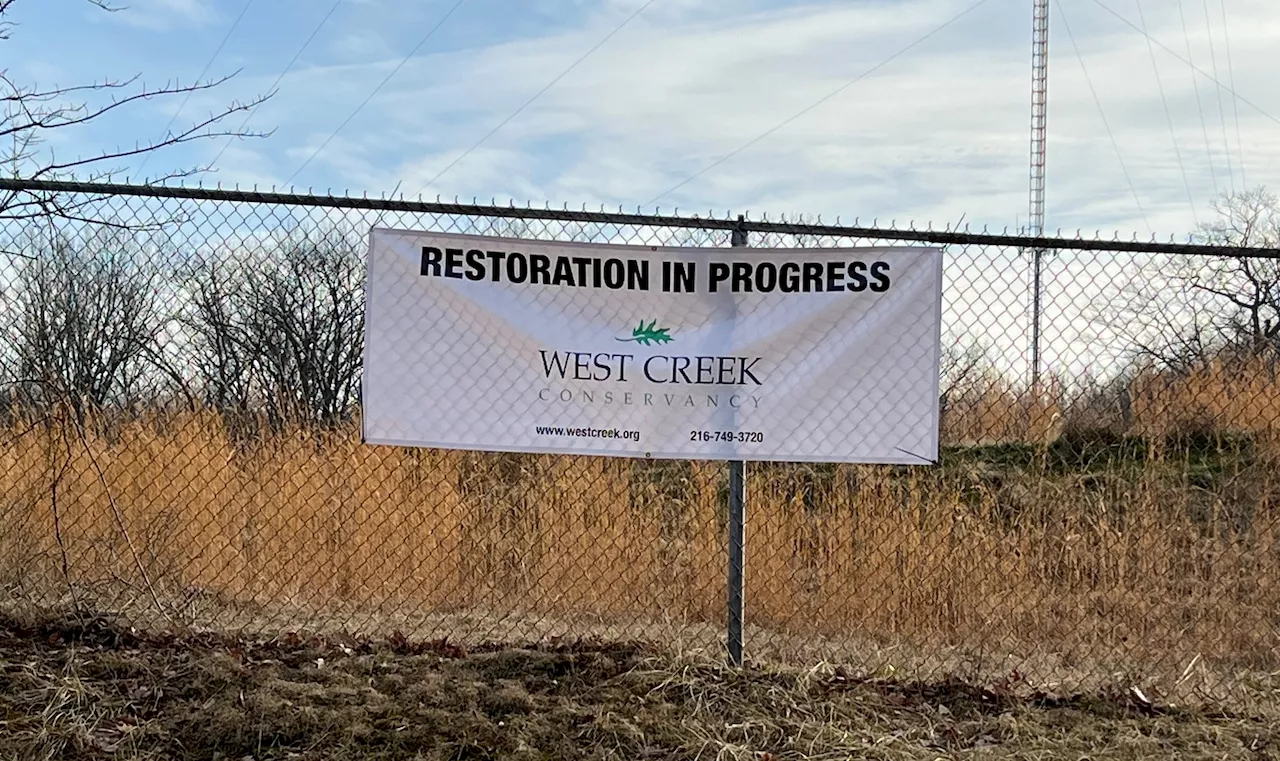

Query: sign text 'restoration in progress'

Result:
[363,230,943,464]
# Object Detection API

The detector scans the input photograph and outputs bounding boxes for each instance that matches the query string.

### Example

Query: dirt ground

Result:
[1,610,1278,760]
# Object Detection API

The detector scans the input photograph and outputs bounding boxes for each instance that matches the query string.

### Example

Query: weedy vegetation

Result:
[1,609,1278,760]
[3,355,1280,708]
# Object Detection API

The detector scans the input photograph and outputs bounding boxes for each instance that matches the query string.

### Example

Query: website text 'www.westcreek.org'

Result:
[535,424,641,443]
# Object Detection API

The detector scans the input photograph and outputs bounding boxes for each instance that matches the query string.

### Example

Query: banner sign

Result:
[362,229,943,464]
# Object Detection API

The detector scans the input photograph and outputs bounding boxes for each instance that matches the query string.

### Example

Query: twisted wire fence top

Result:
[6,177,1280,255]
[2,178,1280,708]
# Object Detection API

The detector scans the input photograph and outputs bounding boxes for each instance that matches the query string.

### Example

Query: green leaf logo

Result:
[617,320,674,346]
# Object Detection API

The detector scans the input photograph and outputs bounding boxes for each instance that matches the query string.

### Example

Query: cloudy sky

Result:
[6,0,1279,241]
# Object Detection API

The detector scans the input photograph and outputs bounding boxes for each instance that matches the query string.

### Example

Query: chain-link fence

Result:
[3,178,1280,706]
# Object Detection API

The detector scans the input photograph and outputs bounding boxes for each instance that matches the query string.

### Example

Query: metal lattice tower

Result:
[1029,0,1049,389]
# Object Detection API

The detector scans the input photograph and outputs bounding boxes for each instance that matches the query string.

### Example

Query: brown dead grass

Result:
[1129,357,1280,437]
[4,361,1280,705]
[1,609,1277,761]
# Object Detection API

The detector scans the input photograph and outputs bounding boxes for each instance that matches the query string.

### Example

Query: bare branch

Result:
[1110,186,1280,372]
[0,0,274,227]
[34,100,274,175]
[0,74,259,140]
[0,0,119,39]
[1190,281,1260,310]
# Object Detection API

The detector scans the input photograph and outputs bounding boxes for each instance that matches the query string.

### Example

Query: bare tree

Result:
[179,256,255,417]
[1186,187,1280,354]
[1109,260,1217,375]
[2,227,167,420]
[1108,186,1280,373]
[939,339,987,406]
[0,0,274,415]
[0,0,272,224]
[937,338,995,442]
[182,232,365,428]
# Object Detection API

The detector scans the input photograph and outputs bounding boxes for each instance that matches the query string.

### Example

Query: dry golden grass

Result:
[1130,356,1280,436]
[942,371,1065,445]
[3,362,1280,703]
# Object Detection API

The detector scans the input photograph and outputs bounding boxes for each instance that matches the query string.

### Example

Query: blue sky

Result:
[7,0,1280,239]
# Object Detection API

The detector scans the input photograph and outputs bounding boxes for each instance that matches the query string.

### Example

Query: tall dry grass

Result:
[2,360,1280,694]
[1129,355,1280,437]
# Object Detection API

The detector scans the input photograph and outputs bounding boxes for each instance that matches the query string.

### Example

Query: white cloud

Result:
[192,0,1279,247]
[110,0,216,31]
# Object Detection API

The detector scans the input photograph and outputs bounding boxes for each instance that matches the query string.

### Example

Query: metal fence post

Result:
[728,215,748,667]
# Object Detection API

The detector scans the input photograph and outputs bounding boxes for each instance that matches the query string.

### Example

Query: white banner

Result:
[362,229,942,464]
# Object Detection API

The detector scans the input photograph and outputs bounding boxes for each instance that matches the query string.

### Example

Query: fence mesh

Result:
[2,180,1279,706]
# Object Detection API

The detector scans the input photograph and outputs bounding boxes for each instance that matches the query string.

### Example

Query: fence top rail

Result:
[4,178,1279,258]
